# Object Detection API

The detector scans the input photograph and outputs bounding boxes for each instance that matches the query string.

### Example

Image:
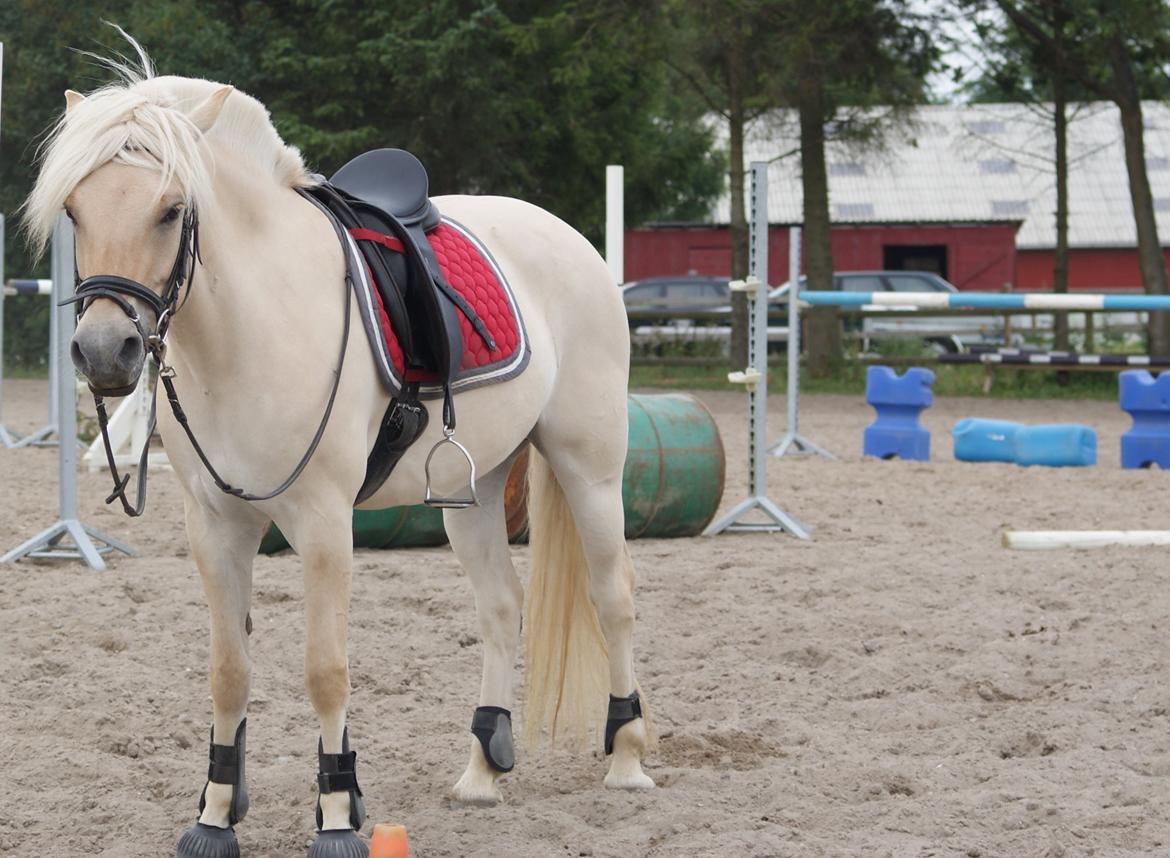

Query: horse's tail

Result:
[522,449,611,750]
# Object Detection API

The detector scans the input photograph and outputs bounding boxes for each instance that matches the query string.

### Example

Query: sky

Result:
[915,0,992,103]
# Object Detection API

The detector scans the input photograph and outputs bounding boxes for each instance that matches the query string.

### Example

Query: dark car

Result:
[621,275,731,329]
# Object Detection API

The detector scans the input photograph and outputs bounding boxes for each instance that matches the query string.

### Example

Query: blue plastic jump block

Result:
[952,417,1096,467]
[1120,369,1170,469]
[863,365,934,461]
[953,418,1021,462]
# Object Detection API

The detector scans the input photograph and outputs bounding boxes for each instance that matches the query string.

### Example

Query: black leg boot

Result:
[307,728,367,858]
[176,720,249,858]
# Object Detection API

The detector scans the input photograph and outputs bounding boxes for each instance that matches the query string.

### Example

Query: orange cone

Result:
[369,823,409,858]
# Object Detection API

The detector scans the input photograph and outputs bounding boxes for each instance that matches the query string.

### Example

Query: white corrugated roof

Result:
[708,102,1170,250]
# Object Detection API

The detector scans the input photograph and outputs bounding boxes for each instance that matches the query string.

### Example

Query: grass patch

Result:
[630,359,1120,400]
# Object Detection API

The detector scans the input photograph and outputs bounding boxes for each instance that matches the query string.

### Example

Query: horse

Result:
[25,40,653,858]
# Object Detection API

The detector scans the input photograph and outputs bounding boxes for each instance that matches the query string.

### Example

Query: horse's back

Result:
[432,195,627,340]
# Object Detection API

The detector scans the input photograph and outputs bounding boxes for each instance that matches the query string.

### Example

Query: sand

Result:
[2,376,1169,858]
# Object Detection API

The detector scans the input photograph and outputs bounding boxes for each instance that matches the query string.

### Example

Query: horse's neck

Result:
[165,152,344,385]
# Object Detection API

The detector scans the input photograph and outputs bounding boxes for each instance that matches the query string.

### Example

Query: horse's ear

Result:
[188,85,233,133]
[64,90,85,113]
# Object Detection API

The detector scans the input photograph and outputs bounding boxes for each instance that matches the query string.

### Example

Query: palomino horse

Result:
[26,42,652,858]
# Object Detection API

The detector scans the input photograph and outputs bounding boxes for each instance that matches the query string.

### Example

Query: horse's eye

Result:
[160,205,183,225]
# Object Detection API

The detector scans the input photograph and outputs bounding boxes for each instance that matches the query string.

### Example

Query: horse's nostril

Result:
[70,340,90,374]
[117,335,142,368]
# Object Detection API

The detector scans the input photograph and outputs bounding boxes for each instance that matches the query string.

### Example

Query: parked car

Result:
[622,274,789,351]
[621,275,730,329]
[769,270,1013,352]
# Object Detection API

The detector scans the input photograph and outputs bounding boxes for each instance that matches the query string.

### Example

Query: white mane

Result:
[24,35,311,256]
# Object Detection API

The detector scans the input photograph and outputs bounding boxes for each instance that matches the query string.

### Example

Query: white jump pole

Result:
[1004,530,1170,551]
[770,226,834,459]
[1,215,136,571]
[704,162,808,538]
[606,164,624,286]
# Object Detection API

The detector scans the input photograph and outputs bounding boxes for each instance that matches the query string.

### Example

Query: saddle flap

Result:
[330,148,440,230]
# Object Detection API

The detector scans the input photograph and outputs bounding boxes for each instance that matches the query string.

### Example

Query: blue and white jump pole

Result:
[801,291,1170,311]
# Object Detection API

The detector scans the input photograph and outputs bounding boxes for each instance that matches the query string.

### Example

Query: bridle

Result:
[67,205,353,517]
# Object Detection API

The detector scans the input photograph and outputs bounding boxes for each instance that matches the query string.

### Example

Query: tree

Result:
[0,1,723,368]
[666,0,784,369]
[964,0,1089,351]
[994,0,1170,353]
[766,0,938,376]
[668,0,937,375]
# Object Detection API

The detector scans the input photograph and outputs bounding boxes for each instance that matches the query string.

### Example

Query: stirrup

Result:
[423,427,478,508]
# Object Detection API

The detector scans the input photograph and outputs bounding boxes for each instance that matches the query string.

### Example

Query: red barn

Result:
[625,103,1170,292]
[625,221,1019,291]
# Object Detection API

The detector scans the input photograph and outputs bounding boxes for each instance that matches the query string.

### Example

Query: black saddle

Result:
[304,148,495,504]
[332,148,441,232]
[315,149,463,384]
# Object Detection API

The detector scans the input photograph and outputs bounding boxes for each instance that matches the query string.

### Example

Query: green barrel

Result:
[259,393,724,553]
[259,505,447,554]
[622,393,724,538]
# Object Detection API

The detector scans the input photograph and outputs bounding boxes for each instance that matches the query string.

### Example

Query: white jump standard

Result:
[0,217,137,571]
[704,162,808,538]
[769,225,834,460]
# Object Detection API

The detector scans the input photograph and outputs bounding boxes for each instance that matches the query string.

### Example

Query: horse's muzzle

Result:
[71,325,146,396]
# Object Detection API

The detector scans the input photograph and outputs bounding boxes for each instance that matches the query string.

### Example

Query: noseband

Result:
[70,203,354,518]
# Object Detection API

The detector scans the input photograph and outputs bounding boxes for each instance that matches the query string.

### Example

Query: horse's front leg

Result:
[176,499,267,858]
[294,513,367,857]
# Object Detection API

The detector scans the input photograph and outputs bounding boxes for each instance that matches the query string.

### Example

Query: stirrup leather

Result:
[315,728,366,832]
[197,719,249,826]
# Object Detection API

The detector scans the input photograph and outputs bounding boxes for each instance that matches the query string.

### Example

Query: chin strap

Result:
[604,692,643,756]
[198,719,249,826]
[316,728,366,832]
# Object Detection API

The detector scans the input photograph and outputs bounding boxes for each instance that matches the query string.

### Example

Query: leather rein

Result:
[68,206,354,516]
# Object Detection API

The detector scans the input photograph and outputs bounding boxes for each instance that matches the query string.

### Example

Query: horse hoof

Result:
[449,775,502,807]
[604,769,656,790]
[176,822,241,858]
[308,829,368,858]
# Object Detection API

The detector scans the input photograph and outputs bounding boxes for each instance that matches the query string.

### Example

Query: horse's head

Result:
[67,158,201,394]
[26,80,231,395]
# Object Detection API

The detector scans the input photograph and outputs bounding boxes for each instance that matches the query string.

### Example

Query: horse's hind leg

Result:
[533,419,655,790]
[444,453,525,805]
[176,499,267,856]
